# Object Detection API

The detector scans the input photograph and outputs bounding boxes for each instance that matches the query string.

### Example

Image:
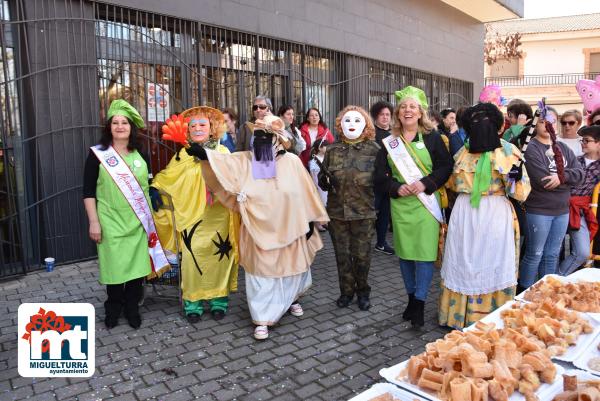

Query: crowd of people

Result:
[83,82,600,339]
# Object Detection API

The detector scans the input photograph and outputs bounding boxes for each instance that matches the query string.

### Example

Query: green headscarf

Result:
[394,86,429,109]
[107,99,145,128]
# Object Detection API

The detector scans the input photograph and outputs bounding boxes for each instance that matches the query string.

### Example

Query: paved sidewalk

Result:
[0,234,449,401]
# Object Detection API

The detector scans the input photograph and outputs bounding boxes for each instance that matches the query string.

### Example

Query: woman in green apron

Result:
[83,100,152,329]
[374,86,453,327]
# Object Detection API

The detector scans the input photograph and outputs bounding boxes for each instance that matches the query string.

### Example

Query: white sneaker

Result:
[254,325,269,340]
[289,303,304,317]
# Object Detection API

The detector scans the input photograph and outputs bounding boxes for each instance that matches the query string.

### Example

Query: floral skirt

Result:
[438,280,515,329]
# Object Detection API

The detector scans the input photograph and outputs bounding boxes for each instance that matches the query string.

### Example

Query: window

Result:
[590,52,600,74]
[489,58,519,77]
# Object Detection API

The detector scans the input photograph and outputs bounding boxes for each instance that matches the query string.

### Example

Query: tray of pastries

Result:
[464,300,598,362]
[516,275,600,320]
[380,326,565,401]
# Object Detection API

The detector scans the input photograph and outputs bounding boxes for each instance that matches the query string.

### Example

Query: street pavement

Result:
[0,233,450,401]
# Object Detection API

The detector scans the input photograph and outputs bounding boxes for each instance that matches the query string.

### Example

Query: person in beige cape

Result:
[185,114,329,340]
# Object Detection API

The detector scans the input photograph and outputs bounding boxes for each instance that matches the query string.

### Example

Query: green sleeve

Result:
[502,124,523,142]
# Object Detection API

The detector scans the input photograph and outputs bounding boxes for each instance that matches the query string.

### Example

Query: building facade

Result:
[485,13,600,115]
[0,0,522,275]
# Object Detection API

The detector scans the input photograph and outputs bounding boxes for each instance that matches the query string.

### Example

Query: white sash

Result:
[91,145,169,274]
[382,135,443,223]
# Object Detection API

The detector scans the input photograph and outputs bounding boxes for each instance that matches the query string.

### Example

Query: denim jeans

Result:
[399,258,434,301]
[374,191,391,247]
[558,216,591,276]
[518,212,569,288]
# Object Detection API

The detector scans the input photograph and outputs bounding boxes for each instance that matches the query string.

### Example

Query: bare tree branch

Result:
[484,25,523,66]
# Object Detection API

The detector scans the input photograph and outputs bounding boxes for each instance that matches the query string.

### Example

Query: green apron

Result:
[388,133,440,262]
[96,150,152,284]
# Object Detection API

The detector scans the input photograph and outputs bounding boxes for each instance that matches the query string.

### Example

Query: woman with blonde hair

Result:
[319,105,380,311]
[374,86,453,327]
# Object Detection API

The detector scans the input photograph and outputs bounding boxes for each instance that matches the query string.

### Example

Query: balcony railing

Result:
[485,72,600,87]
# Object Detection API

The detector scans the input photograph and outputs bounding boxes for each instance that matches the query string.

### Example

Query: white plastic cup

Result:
[44,257,55,272]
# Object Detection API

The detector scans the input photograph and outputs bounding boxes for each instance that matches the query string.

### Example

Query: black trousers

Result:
[105,277,143,316]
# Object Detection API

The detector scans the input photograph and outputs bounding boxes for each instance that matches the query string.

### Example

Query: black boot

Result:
[124,278,143,329]
[411,299,425,328]
[336,294,353,308]
[402,294,416,321]
[357,295,371,311]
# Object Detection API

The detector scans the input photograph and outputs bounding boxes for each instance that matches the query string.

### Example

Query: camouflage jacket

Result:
[318,140,380,221]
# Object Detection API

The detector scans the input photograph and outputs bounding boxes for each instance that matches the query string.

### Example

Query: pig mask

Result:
[576,75,600,113]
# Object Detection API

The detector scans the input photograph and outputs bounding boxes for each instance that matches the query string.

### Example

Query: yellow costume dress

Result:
[438,141,531,329]
[152,146,239,316]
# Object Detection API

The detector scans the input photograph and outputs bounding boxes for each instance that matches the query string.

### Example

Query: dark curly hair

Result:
[99,116,144,152]
[370,101,393,121]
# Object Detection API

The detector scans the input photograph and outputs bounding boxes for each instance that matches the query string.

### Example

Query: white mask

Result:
[341,110,366,140]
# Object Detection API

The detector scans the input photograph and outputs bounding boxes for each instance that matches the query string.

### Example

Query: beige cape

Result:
[201,151,329,277]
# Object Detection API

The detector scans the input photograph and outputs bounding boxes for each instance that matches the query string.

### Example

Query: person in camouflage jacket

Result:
[318,105,380,311]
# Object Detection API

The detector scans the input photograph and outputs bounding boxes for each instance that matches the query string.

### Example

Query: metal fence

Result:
[0,0,473,276]
[485,72,600,87]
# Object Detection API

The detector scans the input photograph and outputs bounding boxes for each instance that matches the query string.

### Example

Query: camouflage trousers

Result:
[328,218,376,298]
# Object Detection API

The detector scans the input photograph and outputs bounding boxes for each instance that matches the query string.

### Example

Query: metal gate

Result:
[0,0,473,276]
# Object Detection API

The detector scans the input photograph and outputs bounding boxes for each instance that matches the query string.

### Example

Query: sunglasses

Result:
[561,120,577,126]
[580,138,599,144]
[252,104,269,111]
[594,120,600,126]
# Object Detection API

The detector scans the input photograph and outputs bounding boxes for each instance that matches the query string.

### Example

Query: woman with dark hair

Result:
[221,108,238,153]
[83,99,168,329]
[558,125,600,275]
[299,107,334,167]
[277,105,306,156]
[437,108,457,137]
[448,106,468,156]
[518,108,584,291]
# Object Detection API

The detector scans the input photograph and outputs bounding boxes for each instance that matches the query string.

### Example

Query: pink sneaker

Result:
[254,325,268,340]
[289,303,304,317]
